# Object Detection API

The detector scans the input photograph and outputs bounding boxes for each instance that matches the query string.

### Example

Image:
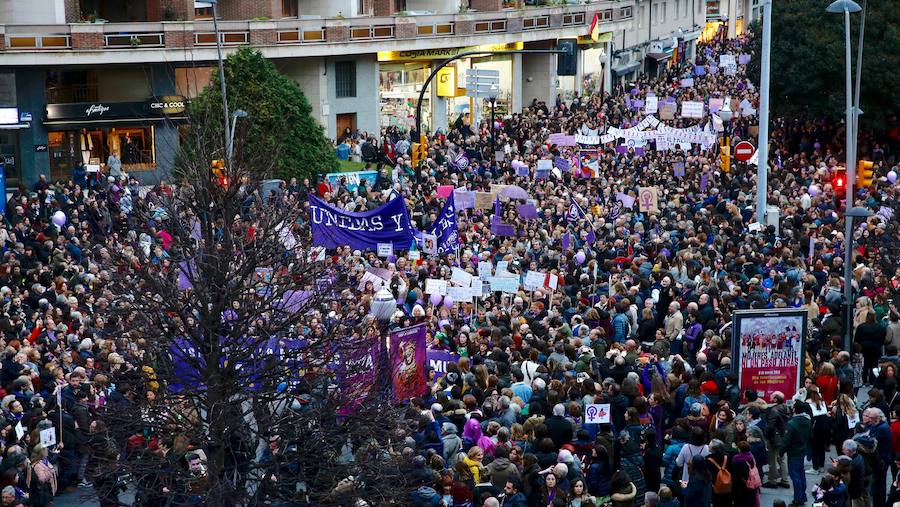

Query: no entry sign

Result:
[734,141,755,162]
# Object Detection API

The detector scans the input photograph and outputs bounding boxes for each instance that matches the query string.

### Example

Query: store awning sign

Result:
[377,42,523,62]
[46,96,188,122]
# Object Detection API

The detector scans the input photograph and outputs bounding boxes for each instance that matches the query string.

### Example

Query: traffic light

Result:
[719,141,731,173]
[856,160,874,189]
[557,39,577,76]
[411,135,427,168]
[211,159,229,187]
[411,142,421,168]
[832,168,846,192]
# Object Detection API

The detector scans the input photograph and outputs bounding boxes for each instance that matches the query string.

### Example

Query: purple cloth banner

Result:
[421,194,459,255]
[338,340,380,415]
[517,203,538,219]
[554,157,571,172]
[427,349,460,381]
[491,221,517,237]
[309,194,415,251]
[278,290,313,314]
[390,324,428,401]
[178,260,196,290]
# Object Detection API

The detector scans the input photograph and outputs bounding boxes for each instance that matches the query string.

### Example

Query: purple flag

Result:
[517,203,538,219]
[178,260,196,290]
[554,157,571,172]
[490,222,517,237]
[700,172,710,192]
[566,199,586,223]
[389,324,428,401]
[562,232,571,251]
[451,152,468,170]
[586,230,596,245]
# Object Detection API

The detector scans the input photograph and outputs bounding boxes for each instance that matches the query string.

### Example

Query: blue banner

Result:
[309,194,415,251]
[422,194,459,256]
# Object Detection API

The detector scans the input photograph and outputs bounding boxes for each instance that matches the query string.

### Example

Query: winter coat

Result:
[779,414,812,458]
[610,482,636,507]
[442,425,463,467]
[485,457,520,490]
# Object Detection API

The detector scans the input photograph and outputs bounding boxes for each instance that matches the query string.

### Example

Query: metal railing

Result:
[416,22,455,37]
[6,34,71,49]
[522,15,550,30]
[473,19,507,33]
[194,31,249,46]
[104,32,164,48]
[349,24,395,40]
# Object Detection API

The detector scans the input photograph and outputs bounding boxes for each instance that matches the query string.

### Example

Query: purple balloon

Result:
[429,293,443,306]
[443,295,455,309]
[575,251,586,265]
[387,255,397,263]
[888,171,898,184]
[813,142,821,150]
[660,248,671,258]
[808,184,820,197]
[51,211,66,227]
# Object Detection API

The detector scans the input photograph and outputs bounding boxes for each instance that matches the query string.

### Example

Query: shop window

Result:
[48,127,157,181]
[282,0,299,18]
[335,62,357,99]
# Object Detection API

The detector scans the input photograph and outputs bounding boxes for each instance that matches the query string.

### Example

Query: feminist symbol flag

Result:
[609,201,622,221]
[566,199,586,223]
[451,152,468,171]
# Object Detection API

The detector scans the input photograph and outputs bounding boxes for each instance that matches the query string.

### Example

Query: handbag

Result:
[745,458,762,490]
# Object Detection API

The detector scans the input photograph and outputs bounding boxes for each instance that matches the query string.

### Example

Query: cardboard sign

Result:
[638,187,659,213]
[421,233,438,255]
[489,276,519,294]
[448,285,473,303]
[478,261,493,281]
[659,102,676,120]
[451,267,474,287]
[524,270,546,291]
[474,192,496,209]
[584,404,611,424]
[377,243,393,257]
[681,101,704,119]
[40,427,56,447]
[425,278,448,296]
[645,96,658,114]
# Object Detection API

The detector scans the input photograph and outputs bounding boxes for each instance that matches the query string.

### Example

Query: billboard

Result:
[732,309,807,402]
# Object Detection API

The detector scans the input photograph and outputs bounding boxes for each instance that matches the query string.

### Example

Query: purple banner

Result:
[421,194,459,255]
[309,194,415,251]
[554,157,571,172]
[427,349,460,381]
[390,324,428,402]
[454,188,475,209]
[338,340,380,415]
[491,221,517,237]
[549,133,577,146]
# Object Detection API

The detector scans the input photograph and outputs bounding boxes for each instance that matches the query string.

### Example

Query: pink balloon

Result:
[442,295,454,309]
[429,293,443,306]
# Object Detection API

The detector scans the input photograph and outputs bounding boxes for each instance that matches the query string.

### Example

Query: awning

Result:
[0,123,31,130]
[612,61,641,75]
[681,29,702,41]
[577,32,614,45]
[43,116,188,129]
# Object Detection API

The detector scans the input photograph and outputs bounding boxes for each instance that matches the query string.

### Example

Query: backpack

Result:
[709,456,732,494]
[745,458,762,490]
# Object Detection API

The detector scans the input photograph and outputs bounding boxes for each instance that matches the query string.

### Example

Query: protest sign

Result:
[325,170,377,192]
[638,187,660,213]
[427,349,460,380]
[489,276,519,293]
[421,232,437,255]
[436,185,454,199]
[377,243,392,257]
[681,101,704,119]
[451,267,474,287]
[517,203,538,219]
[524,271,546,291]
[549,133,577,146]
[425,279,448,296]
[40,427,56,447]
[660,102,676,120]
[680,78,694,88]
[454,189,475,209]
[448,285,473,303]
[645,96,658,114]
[474,192,495,209]
[584,404,611,424]
[478,261,493,280]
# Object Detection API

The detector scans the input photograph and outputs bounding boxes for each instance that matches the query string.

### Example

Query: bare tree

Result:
[94,110,411,506]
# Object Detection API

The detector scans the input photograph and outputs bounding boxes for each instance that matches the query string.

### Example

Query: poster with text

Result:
[390,324,428,402]
[732,309,806,402]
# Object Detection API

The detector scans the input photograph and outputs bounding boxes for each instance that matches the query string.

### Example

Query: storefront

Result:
[0,107,30,184]
[43,96,186,180]
[377,43,521,133]
[578,33,613,97]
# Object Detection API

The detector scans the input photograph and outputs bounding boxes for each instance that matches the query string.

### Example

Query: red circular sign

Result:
[734,141,755,162]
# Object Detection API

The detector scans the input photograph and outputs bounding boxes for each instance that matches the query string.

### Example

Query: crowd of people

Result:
[317,34,900,507]
[0,27,895,507]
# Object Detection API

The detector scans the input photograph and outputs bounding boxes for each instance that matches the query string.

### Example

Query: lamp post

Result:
[369,287,397,395]
[486,85,500,153]
[755,0,772,225]
[207,0,231,168]
[826,0,863,351]
[842,206,873,349]
[227,109,248,165]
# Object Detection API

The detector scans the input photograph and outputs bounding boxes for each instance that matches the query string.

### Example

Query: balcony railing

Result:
[1,2,632,54]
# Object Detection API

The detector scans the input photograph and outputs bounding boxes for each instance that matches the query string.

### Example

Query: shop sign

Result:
[46,96,188,121]
[377,42,523,62]
[0,108,18,125]
[436,67,464,98]
[34,144,48,152]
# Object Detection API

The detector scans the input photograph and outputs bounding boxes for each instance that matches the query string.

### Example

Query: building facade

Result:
[0,0,741,186]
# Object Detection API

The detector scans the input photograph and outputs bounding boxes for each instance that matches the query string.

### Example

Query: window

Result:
[335,61,357,98]
[638,6,645,27]
[620,6,633,18]
[282,0,298,17]
[357,0,369,15]
[661,2,667,22]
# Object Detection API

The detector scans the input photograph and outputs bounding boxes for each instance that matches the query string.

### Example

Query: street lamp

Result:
[826,0,863,351]
[486,85,500,153]
[207,0,231,170]
[227,109,248,164]
[370,288,397,322]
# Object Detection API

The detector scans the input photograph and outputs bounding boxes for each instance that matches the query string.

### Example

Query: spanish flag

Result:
[590,13,601,42]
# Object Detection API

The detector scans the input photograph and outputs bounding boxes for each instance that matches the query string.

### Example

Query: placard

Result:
[680,101,704,119]
[408,250,421,261]
[645,96,658,115]
[40,427,56,447]
[659,102,676,120]
[474,191,495,209]
[451,267,474,287]
[377,243,393,257]
[478,261,493,281]
[489,276,519,294]
[496,261,511,276]
[638,187,659,213]
[421,233,438,255]
[425,278,448,296]
[524,270,546,291]
[448,286,473,303]
[679,78,694,88]
[584,404,610,424]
